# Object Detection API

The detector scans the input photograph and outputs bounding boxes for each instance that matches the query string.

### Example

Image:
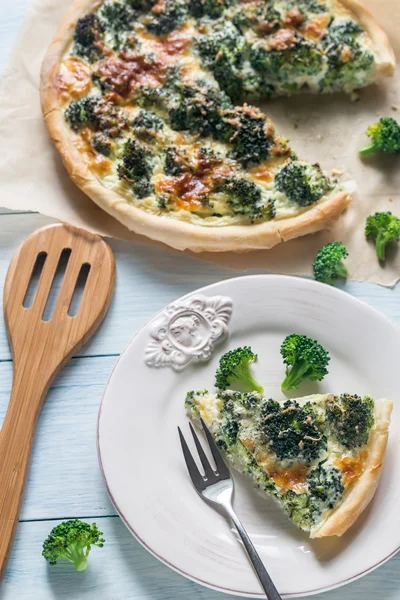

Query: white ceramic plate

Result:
[98,275,400,597]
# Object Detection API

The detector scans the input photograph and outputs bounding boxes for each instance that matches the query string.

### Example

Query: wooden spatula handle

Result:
[0,368,50,579]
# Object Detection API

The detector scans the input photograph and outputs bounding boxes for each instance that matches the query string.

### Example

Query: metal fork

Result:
[178,419,281,600]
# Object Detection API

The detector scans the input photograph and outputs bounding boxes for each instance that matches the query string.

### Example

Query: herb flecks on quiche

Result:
[185,390,392,537]
[41,0,395,251]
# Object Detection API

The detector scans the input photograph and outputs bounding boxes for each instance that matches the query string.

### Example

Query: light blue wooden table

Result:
[1,5,400,599]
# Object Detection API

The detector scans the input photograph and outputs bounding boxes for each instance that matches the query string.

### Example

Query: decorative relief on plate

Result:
[145,295,233,370]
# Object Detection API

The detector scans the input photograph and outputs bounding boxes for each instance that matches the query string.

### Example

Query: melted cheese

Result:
[55,58,92,101]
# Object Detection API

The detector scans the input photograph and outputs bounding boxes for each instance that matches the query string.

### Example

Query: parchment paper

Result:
[0,0,399,284]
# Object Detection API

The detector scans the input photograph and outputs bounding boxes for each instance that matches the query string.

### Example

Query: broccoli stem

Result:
[375,233,388,261]
[235,363,264,393]
[64,545,88,571]
[335,262,348,279]
[281,361,311,391]
[359,142,379,156]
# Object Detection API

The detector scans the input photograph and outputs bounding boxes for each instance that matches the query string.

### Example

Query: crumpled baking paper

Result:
[0,0,399,284]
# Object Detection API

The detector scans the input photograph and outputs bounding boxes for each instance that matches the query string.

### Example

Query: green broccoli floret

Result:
[133,110,163,131]
[283,491,316,530]
[215,347,263,393]
[365,211,400,261]
[275,161,333,206]
[164,147,188,175]
[42,520,104,571]
[326,394,374,448]
[312,242,349,285]
[145,0,186,35]
[133,110,164,142]
[196,22,248,100]
[167,83,231,136]
[117,138,154,198]
[307,462,344,509]
[92,132,112,155]
[99,1,135,32]
[126,0,154,10]
[134,84,163,108]
[64,97,97,131]
[218,105,275,167]
[280,333,330,391]
[259,398,327,462]
[250,36,323,83]
[284,462,343,530]
[65,97,127,138]
[215,176,275,221]
[290,0,327,14]
[320,21,374,92]
[73,13,104,62]
[359,118,400,156]
[189,0,231,19]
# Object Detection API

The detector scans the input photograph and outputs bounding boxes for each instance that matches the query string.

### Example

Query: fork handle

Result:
[224,504,282,600]
[0,369,49,579]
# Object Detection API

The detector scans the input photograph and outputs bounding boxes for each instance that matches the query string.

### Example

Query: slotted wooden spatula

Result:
[0,223,115,579]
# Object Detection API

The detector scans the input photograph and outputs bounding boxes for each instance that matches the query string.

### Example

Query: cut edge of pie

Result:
[40,0,395,252]
[311,396,392,538]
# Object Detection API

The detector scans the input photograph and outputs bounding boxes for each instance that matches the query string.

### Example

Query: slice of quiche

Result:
[185,390,392,537]
[41,0,395,251]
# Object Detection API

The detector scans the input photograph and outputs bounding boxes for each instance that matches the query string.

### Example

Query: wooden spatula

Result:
[0,223,115,579]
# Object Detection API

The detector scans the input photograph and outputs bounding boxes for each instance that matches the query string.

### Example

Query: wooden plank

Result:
[0,213,400,364]
[1,516,400,599]
[0,356,116,520]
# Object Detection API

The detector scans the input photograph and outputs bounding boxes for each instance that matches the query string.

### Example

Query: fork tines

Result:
[178,419,230,491]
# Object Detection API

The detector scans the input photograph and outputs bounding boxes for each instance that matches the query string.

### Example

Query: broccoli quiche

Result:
[186,390,392,537]
[41,0,395,252]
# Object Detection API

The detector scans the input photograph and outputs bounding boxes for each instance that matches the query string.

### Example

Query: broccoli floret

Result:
[168,83,230,137]
[275,161,333,206]
[196,22,243,67]
[73,13,104,62]
[64,97,97,131]
[196,22,248,100]
[365,211,400,261]
[65,97,127,138]
[215,176,275,221]
[312,242,349,285]
[92,132,112,155]
[164,147,188,175]
[307,462,344,509]
[250,36,323,83]
[189,0,231,19]
[290,0,327,14]
[259,398,327,462]
[284,462,343,530]
[145,0,186,35]
[218,105,275,167]
[326,394,374,448]
[134,85,163,108]
[215,346,263,393]
[126,0,154,10]
[283,491,316,530]
[359,118,400,156]
[320,21,374,91]
[42,519,104,570]
[220,416,240,446]
[280,333,330,391]
[117,139,154,198]
[99,1,135,32]
[133,110,164,142]
[133,110,163,131]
